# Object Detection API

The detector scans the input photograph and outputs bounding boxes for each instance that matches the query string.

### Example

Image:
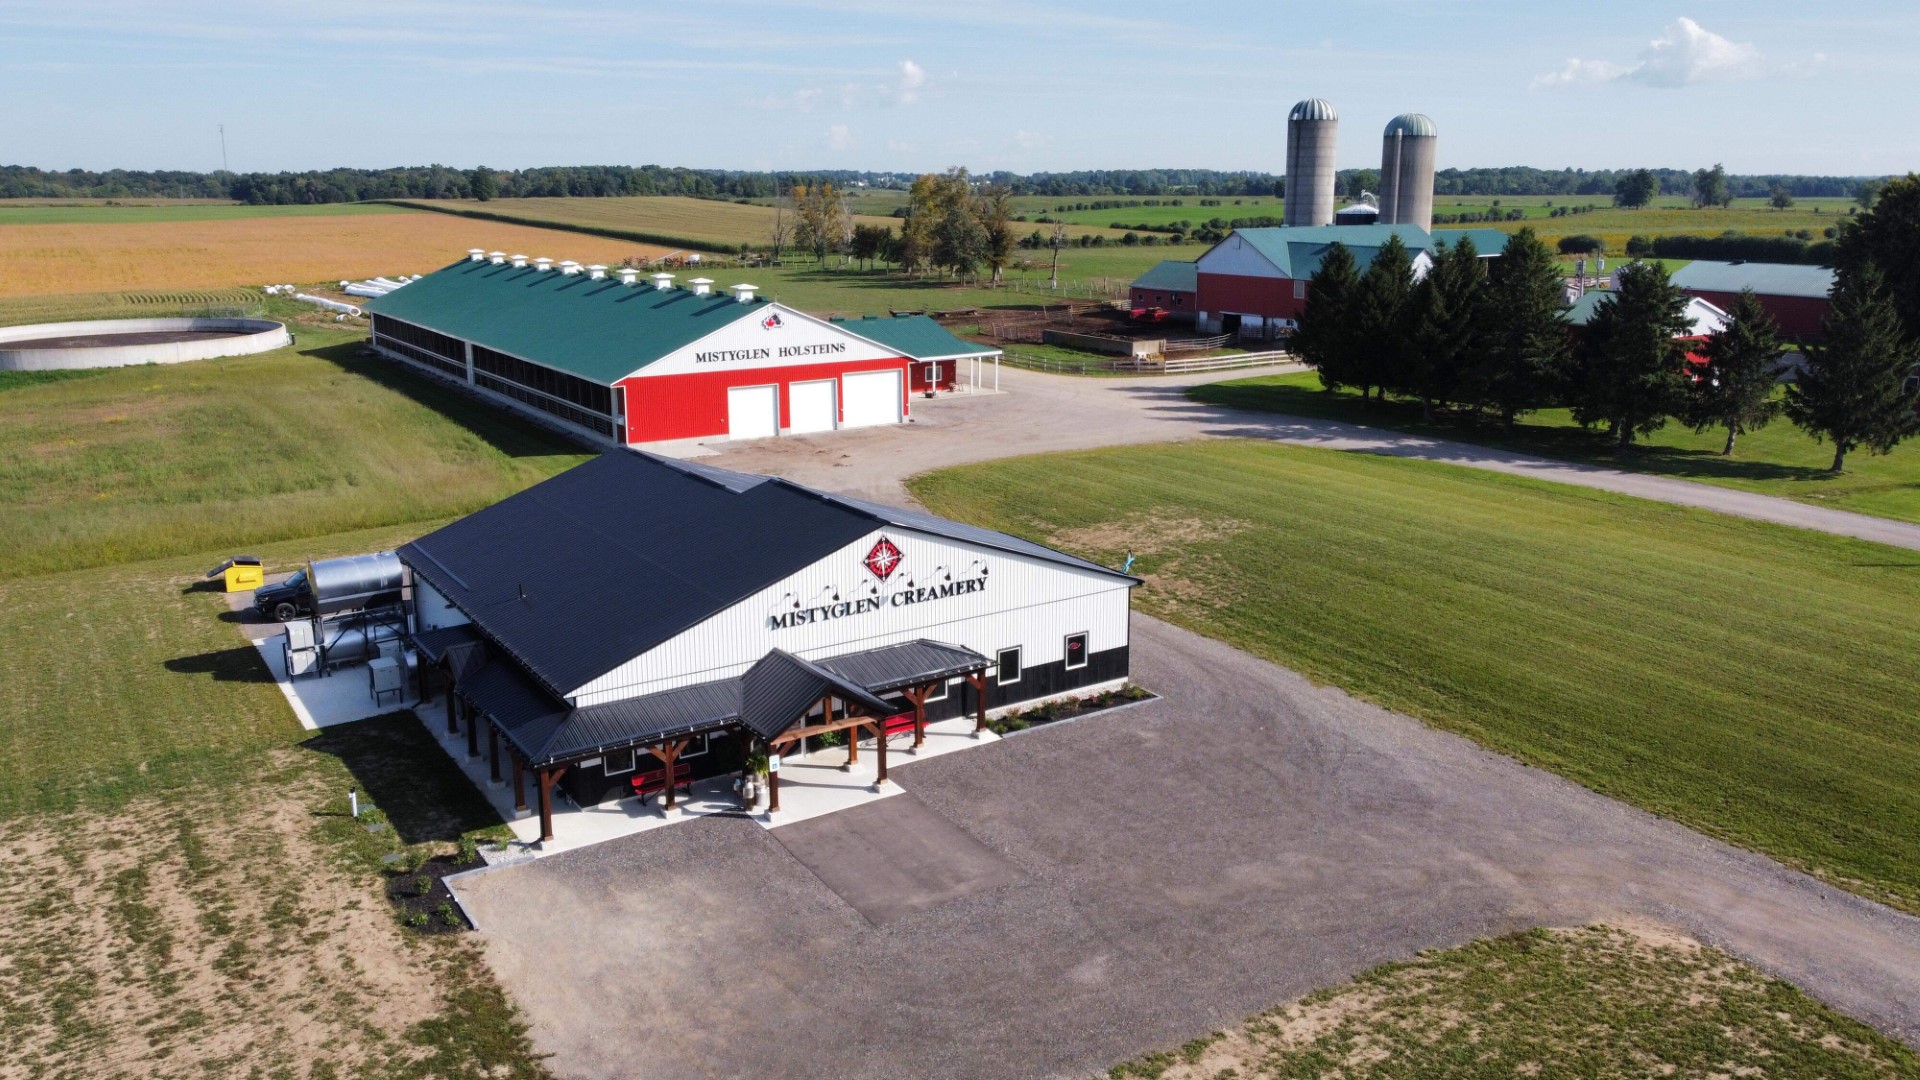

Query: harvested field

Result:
[0,287,262,326]
[0,210,672,296]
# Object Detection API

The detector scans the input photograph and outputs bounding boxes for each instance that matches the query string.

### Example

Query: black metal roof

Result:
[400,449,1136,697]
[816,639,989,694]
[739,650,895,740]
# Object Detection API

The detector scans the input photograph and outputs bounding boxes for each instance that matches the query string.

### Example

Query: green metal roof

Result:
[1385,112,1438,138]
[1670,260,1834,300]
[1230,225,1437,277]
[1429,228,1512,255]
[362,259,765,384]
[833,314,1000,359]
[1130,260,1199,293]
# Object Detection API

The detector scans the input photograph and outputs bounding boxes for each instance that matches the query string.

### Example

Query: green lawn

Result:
[910,440,1920,912]
[0,202,407,225]
[1192,372,1920,525]
[1110,925,1920,1079]
[0,324,589,579]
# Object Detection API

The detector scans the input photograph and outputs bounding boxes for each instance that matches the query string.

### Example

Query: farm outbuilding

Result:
[1669,260,1835,341]
[1127,260,1198,322]
[361,252,1001,445]
[401,449,1138,842]
[1191,224,1508,339]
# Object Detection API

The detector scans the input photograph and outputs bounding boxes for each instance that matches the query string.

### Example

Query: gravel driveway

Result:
[454,617,1920,1079]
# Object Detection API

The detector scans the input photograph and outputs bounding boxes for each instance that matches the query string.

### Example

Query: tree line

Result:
[1292,181,1920,470]
[0,162,1892,205]
[768,169,1022,283]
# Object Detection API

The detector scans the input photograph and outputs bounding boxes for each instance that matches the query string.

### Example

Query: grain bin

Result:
[1380,113,1438,232]
[1284,98,1340,227]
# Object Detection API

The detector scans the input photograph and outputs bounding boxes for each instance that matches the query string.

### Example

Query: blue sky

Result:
[3,1,1914,176]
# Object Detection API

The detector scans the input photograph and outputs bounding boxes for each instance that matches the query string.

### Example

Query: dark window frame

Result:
[996,647,1022,686]
[1064,632,1089,671]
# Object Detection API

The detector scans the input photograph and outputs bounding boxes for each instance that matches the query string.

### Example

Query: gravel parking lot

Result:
[454,616,1920,1079]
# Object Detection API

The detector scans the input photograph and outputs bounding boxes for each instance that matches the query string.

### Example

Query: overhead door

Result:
[726,384,779,440]
[841,369,903,429]
[788,379,838,434]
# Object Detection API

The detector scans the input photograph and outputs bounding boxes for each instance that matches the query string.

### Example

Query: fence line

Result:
[1001,349,1293,376]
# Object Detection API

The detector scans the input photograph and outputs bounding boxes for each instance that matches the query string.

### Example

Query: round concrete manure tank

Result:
[0,317,290,372]
[1380,113,1438,232]
[1284,98,1340,228]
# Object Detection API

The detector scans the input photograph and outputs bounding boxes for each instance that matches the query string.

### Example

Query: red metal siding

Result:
[1682,289,1830,341]
[1129,288,1196,310]
[906,359,956,393]
[618,356,912,443]
[1197,272,1304,320]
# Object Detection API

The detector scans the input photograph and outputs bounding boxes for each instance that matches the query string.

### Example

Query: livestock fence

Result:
[1000,348,1293,376]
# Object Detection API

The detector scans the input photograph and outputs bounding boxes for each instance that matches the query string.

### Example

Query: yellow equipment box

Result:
[207,556,265,593]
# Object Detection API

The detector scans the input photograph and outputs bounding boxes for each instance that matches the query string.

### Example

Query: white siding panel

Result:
[1195,232,1286,278]
[414,578,470,631]
[568,528,1132,705]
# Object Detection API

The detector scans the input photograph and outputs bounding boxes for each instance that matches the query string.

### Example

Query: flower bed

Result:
[989,683,1155,736]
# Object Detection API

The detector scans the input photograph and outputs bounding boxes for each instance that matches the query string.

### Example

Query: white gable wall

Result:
[413,577,470,632]
[631,303,903,380]
[1195,233,1287,279]
[568,528,1133,705]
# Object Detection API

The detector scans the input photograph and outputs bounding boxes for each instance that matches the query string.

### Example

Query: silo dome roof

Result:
[1289,98,1339,122]
[1385,112,1437,137]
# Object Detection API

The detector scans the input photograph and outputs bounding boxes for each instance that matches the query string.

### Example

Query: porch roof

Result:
[816,639,990,694]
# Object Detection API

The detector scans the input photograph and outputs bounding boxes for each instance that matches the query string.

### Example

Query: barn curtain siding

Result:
[372,314,467,382]
[470,344,619,438]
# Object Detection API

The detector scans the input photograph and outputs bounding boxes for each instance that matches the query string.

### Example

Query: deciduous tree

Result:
[1691,163,1728,209]
[1569,261,1694,450]
[1613,169,1657,209]
[1785,264,1920,472]
[1685,289,1786,455]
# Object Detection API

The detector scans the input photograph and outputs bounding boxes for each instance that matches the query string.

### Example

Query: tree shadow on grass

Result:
[165,645,276,683]
[302,340,595,463]
[301,713,506,846]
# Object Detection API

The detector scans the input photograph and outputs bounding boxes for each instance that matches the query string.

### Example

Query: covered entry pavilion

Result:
[426,636,993,845]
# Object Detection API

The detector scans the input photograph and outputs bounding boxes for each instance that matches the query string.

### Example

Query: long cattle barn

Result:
[402,449,1138,842]
[360,251,1002,445]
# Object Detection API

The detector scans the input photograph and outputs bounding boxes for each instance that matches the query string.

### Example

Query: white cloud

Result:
[827,124,855,150]
[896,59,926,104]
[1533,18,1770,90]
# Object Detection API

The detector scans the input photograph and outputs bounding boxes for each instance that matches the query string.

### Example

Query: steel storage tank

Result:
[306,551,405,616]
[1380,113,1438,232]
[1284,98,1339,228]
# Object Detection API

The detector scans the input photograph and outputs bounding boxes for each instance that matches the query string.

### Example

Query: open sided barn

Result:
[362,252,1000,445]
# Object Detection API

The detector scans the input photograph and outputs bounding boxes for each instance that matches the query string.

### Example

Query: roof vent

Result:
[587,264,608,280]
[467,248,486,262]
[560,260,582,275]
[688,277,714,296]
[488,251,506,264]
[729,283,758,303]
[533,256,553,272]
[616,268,640,285]
[651,273,676,291]
[511,254,528,268]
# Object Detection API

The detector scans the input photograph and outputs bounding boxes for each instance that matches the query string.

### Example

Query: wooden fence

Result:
[1001,349,1293,376]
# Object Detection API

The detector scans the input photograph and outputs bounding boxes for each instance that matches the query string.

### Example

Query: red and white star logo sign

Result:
[761,312,783,330]
[863,537,902,580]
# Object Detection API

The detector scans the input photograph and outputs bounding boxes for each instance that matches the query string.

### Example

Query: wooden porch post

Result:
[876,717,889,785]
[768,754,781,814]
[488,721,501,783]
[906,685,928,749]
[466,700,480,759]
[513,754,526,811]
[831,695,855,765]
[645,739,689,811]
[537,768,556,843]
[445,680,458,735]
[968,672,988,733]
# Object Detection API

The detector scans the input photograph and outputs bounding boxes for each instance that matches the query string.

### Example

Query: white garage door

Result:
[840,369,903,429]
[788,379,838,434]
[726,384,779,440]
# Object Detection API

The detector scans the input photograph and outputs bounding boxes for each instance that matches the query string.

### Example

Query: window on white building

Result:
[996,647,1022,685]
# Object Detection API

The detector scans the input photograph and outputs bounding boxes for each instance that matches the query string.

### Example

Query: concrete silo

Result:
[1380,113,1438,232]
[1284,98,1339,228]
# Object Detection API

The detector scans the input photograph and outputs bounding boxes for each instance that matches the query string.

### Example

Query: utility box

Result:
[368,657,404,706]
[206,556,265,593]
[284,620,318,678]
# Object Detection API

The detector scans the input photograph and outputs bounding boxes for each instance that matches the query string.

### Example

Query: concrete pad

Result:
[759,716,998,829]
[250,632,414,731]
[773,791,1026,926]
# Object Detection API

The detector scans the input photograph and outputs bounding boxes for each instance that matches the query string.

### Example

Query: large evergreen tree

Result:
[1293,242,1362,393]
[1570,261,1694,449]
[1785,264,1920,472]
[1833,173,1920,343]
[1685,289,1786,455]
[1467,228,1570,427]
[1403,236,1484,419]
[1351,234,1415,401]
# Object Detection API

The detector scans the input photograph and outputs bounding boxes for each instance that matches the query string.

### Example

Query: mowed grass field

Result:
[395,194,1137,254]
[0,321,590,579]
[1111,925,1920,1079]
[1194,372,1920,525]
[0,207,670,296]
[910,441,1920,913]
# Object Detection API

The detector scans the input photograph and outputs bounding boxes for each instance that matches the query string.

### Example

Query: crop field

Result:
[0,201,412,225]
[0,285,263,326]
[1110,924,1920,1079]
[395,194,1136,254]
[0,319,590,579]
[0,208,669,296]
[911,440,1920,914]
[1195,372,1920,525]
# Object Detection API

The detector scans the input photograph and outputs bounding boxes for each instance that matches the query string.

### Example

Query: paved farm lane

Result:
[703,364,1920,552]
[454,616,1920,1080]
